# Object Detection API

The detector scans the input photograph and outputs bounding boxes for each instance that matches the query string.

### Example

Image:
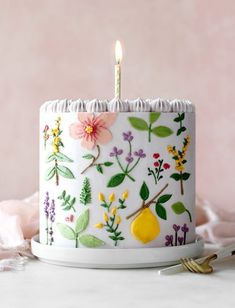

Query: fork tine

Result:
[180,258,190,271]
[180,258,197,273]
[184,259,199,273]
[188,258,204,273]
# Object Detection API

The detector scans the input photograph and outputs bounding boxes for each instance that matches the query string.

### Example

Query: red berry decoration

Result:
[153,153,160,159]
[154,161,159,167]
[163,163,170,169]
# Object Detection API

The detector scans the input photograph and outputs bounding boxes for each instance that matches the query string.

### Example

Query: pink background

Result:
[0,0,234,210]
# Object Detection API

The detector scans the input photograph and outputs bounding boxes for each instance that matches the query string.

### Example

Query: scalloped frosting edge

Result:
[40,98,195,113]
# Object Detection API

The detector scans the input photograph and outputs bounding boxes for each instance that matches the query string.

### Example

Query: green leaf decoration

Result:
[139,181,149,201]
[57,223,76,240]
[155,204,167,220]
[128,117,149,131]
[171,202,186,214]
[96,164,103,174]
[79,234,105,248]
[57,166,75,179]
[75,209,89,234]
[170,173,182,181]
[104,162,113,167]
[45,166,56,181]
[82,154,95,160]
[55,152,74,162]
[182,173,190,180]
[80,177,92,205]
[107,173,126,187]
[149,112,161,124]
[58,190,76,212]
[177,127,186,136]
[157,194,172,204]
[151,126,173,137]
[46,154,56,162]
[171,201,192,222]
[174,113,185,122]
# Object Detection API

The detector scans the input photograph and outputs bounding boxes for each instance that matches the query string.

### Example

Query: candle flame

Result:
[115,40,122,64]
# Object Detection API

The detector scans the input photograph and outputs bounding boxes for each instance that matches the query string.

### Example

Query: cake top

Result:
[41,98,195,113]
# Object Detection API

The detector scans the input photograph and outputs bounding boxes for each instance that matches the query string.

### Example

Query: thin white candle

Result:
[115,40,122,99]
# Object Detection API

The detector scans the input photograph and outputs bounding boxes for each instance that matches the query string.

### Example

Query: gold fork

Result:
[159,243,235,275]
[180,254,217,274]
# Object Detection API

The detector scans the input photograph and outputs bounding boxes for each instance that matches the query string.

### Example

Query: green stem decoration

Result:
[81,145,100,174]
[128,112,173,143]
[58,190,76,212]
[174,113,186,136]
[57,209,105,248]
[81,145,113,174]
[45,117,75,185]
[126,183,169,220]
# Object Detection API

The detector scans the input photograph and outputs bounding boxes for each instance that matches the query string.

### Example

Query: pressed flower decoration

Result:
[57,209,105,248]
[126,182,172,244]
[45,117,75,186]
[128,112,173,142]
[69,113,117,174]
[95,191,128,246]
[148,152,170,185]
[107,131,146,187]
[165,223,189,246]
[174,113,186,136]
[43,125,50,149]
[44,192,56,245]
[167,135,191,195]
[58,190,76,212]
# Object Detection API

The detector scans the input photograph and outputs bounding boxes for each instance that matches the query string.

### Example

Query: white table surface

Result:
[1,246,235,308]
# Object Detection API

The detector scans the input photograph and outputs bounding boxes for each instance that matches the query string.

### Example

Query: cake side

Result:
[40,103,195,249]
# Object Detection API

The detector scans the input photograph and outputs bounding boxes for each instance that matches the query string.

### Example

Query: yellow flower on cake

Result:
[103,213,109,222]
[122,190,128,200]
[111,207,117,216]
[98,193,105,202]
[94,223,104,229]
[109,193,115,202]
[116,216,121,225]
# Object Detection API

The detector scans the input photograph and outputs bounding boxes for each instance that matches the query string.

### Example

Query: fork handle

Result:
[215,243,235,260]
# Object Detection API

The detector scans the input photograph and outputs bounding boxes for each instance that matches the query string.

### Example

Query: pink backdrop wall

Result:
[0,0,234,210]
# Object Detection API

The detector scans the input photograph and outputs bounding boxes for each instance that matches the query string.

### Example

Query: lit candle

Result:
[115,40,122,99]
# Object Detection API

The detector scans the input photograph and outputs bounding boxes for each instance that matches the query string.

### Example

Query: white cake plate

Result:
[31,235,204,269]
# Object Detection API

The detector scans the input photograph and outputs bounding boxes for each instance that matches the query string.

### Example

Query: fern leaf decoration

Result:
[80,177,92,205]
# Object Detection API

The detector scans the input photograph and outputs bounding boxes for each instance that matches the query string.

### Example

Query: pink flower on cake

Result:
[69,113,117,150]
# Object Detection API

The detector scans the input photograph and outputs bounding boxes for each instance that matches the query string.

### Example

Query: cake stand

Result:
[31,235,204,269]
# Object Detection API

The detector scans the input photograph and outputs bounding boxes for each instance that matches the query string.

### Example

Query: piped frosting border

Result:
[41,98,195,113]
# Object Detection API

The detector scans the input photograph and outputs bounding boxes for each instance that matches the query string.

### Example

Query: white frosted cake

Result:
[40,98,195,249]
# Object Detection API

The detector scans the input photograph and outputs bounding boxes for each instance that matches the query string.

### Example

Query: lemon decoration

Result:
[131,208,160,243]
[127,182,172,244]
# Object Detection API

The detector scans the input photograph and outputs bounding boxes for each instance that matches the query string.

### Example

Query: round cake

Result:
[40,98,195,249]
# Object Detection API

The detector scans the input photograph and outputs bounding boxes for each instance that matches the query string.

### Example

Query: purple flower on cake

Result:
[165,235,173,246]
[125,153,134,163]
[134,149,146,158]
[110,146,123,157]
[178,237,184,245]
[181,223,189,233]
[69,113,117,150]
[107,131,146,187]
[49,199,56,223]
[44,192,50,219]
[173,224,180,232]
[181,223,189,245]
[123,131,134,142]
[164,224,189,247]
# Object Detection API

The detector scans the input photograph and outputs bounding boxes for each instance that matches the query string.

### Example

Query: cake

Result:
[40,98,195,249]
